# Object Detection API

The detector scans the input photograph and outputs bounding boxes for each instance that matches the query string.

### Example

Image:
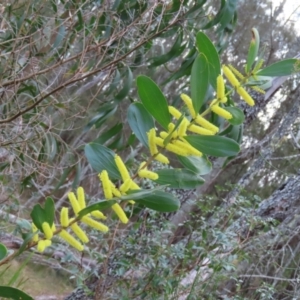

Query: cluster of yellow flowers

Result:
[31,64,256,253]
[31,154,157,253]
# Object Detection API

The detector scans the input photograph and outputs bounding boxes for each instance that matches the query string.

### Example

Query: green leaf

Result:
[133,191,180,212]
[218,0,238,31]
[177,155,212,175]
[44,197,55,226]
[154,168,205,189]
[195,32,221,89]
[257,59,300,77]
[225,107,245,125]
[53,21,66,49]
[127,103,155,148]
[185,135,240,157]
[191,54,209,114]
[0,243,7,261]
[0,286,33,300]
[93,123,123,145]
[246,28,260,73]
[226,124,243,144]
[115,67,133,101]
[137,76,170,130]
[30,204,46,231]
[85,143,121,180]
[150,31,184,67]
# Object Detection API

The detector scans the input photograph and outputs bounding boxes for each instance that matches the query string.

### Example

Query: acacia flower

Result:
[37,239,52,253]
[70,219,89,243]
[228,65,245,80]
[178,118,189,137]
[180,94,196,118]
[237,87,255,106]
[82,216,109,232]
[99,170,113,199]
[217,75,226,103]
[211,105,233,120]
[77,187,86,210]
[195,115,219,134]
[59,230,84,251]
[168,106,182,119]
[188,124,215,135]
[60,207,69,227]
[91,210,107,220]
[147,128,170,164]
[115,155,130,181]
[222,65,240,88]
[42,222,53,240]
[138,162,159,180]
[154,136,190,156]
[168,123,178,138]
[32,223,39,242]
[172,140,202,156]
[154,153,170,164]
[68,192,81,215]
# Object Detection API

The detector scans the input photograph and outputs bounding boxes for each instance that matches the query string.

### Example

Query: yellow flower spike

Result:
[68,192,81,215]
[42,222,53,239]
[250,85,265,94]
[178,118,189,137]
[222,65,240,88]
[111,203,129,224]
[99,170,113,199]
[180,94,196,118]
[154,136,165,148]
[217,75,225,100]
[211,105,233,120]
[70,219,89,243]
[188,125,215,135]
[195,115,219,134]
[129,180,140,190]
[154,153,170,164]
[138,169,159,180]
[147,128,158,156]
[220,97,228,103]
[91,210,107,220]
[114,155,130,181]
[110,181,122,197]
[59,230,84,251]
[209,99,218,106]
[60,207,69,227]
[32,223,39,242]
[173,140,202,156]
[77,187,86,210]
[37,240,52,253]
[168,123,178,139]
[165,143,190,156]
[168,106,182,119]
[51,223,56,233]
[82,216,109,233]
[228,65,245,80]
[160,131,169,139]
[237,87,255,106]
[120,179,132,193]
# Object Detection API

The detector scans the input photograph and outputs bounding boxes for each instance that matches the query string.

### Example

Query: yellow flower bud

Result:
[114,155,130,181]
[138,169,159,180]
[37,240,52,253]
[172,140,202,156]
[165,143,190,156]
[237,87,255,106]
[188,124,215,135]
[42,222,53,240]
[99,170,113,199]
[195,116,219,134]
[77,187,86,210]
[228,65,244,80]
[168,106,182,119]
[59,230,84,251]
[222,65,240,88]
[60,207,69,227]
[120,179,132,193]
[112,203,129,224]
[32,223,39,243]
[180,94,196,118]
[211,105,233,120]
[217,75,225,100]
[178,118,189,137]
[91,210,107,220]
[82,216,109,233]
[160,131,169,139]
[68,192,81,215]
[154,153,170,164]
[147,128,158,156]
[70,221,89,243]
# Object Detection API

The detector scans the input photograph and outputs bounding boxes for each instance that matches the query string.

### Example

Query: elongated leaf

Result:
[257,59,300,76]
[44,197,55,226]
[191,54,209,114]
[78,200,117,217]
[150,31,184,67]
[134,191,180,212]
[137,76,170,130]
[196,32,221,89]
[0,244,7,261]
[225,107,245,125]
[218,0,238,31]
[115,67,133,101]
[93,123,123,145]
[202,0,226,29]
[246,28,260,73]
[127,103,155,148]
[85,143,121,179]
[30,204,46,231]
[177,155,212,175]
[185,135,240,157]
[0,286,33,300]
[154,168,205,189]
